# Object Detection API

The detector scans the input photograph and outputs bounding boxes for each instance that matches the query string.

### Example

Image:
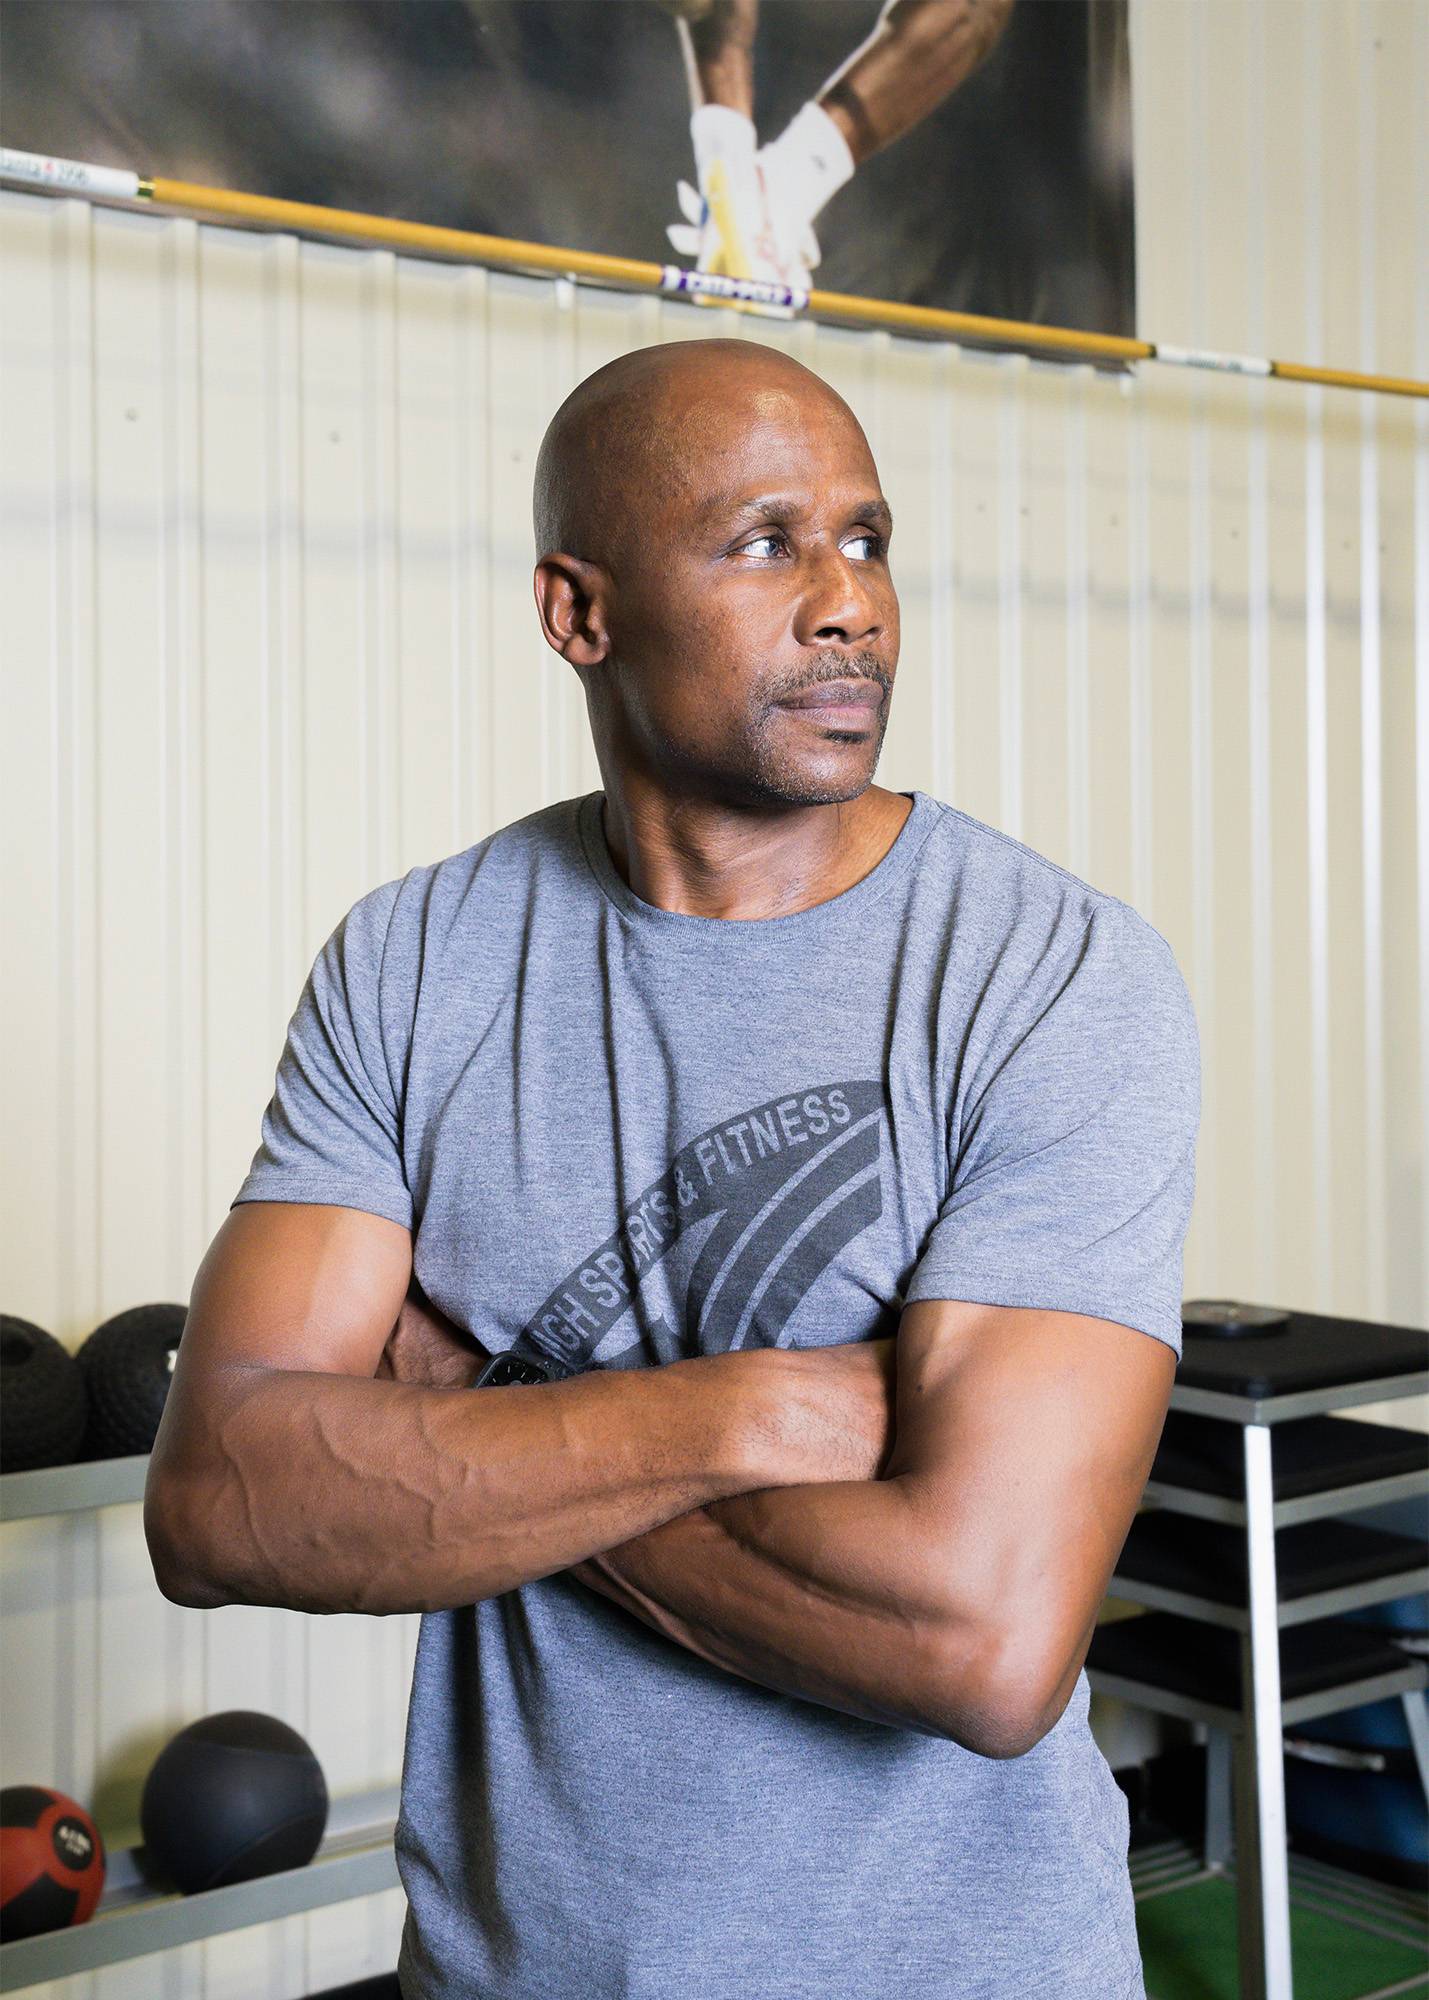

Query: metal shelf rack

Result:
[0,1455,402,1990]
[0,1788,400,1986]
[1087,1311,1429,2000]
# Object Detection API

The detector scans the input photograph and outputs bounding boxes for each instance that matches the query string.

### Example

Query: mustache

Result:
[772,651,890,701]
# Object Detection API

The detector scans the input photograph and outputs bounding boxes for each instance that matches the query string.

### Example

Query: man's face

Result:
[595,373,900,810]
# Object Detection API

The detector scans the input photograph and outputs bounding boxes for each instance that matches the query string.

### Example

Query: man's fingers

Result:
[377,1283,486,1389]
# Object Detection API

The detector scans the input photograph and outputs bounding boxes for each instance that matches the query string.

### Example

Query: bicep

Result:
[889,1296,1175,1753]
[153,1202,414,1475]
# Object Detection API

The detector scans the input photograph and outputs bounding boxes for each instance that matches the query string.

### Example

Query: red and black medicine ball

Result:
[0,1786,106,1940]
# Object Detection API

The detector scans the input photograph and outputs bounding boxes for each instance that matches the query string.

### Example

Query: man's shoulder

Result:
[918,800,1199,1123]
[355,793,590,932]
[918,793,1174,963]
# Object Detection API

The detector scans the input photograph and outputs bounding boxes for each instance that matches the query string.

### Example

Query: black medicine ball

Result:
[76,1303,187,1458]
[140,1711,329,1896]
[0,1317,87,1471]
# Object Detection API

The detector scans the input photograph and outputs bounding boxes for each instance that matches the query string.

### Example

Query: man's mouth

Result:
[777,681,884,713]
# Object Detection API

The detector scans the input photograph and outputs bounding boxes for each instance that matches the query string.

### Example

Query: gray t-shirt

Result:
[234,787,1200,2000]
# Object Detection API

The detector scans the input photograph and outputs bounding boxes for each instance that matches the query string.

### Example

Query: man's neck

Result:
[597,784,914,922]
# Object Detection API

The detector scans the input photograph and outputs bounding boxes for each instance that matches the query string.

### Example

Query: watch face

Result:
[483,1354,552,1386]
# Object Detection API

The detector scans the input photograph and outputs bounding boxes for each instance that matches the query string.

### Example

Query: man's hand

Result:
[376,1281,486,1390]
[564,1328,888,1608]
[377,1299,898,1489]
[735,1336,897,1483]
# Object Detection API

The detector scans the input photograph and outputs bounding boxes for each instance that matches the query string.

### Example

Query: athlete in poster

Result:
[660,0,1017,292]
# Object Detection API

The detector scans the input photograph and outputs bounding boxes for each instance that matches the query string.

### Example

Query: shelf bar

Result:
[1104,1581,1247,1631]
[1141,1467,1428,1527]
[1105,1565,1429,1630]
[1282,1664,1429,1727]
[1170,1371,1428,1425]
[0,1827,398,1986]
[1088,1660,1428,1735]
[0,1456,149,1522]
[1086,1669,1244,1734]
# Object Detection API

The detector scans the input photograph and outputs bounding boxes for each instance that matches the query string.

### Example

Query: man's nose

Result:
[795,545,883,646]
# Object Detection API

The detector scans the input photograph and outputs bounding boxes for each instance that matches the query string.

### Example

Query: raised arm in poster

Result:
[662,0,1015,294]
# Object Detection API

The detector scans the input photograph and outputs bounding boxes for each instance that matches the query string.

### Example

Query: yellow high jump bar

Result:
[4,147,1425,402]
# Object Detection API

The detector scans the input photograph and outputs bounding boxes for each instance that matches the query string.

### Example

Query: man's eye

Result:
[735,529,884,561]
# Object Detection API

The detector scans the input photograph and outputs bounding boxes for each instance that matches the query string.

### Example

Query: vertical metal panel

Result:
[928,344,958,792]
[1020,357,1071,874]
[1062,367,1091,883]
[1125,374,1154,918]
[1185,374,1219,1282]
[860,324,940,788]
[1246,381,1277,1288]
[1083,372,1138,909]
[945,349,1006,836]
[1417,1,1429,1331]
[1418,386,1429,1323]
[1356,7,1388,1319]
[995,354,1027,844]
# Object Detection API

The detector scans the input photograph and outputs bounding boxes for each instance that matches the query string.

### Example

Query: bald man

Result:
[146,339,1198,2000]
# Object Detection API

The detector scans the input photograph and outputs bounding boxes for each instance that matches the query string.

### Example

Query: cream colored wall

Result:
[2,1,1425,1993]
[1129,0,1428,1392]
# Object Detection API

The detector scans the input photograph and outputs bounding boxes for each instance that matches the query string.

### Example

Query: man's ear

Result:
[533,554,610,669]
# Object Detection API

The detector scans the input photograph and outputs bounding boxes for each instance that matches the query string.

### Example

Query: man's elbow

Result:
[927,1614,1069,1760]
[961,1700,1061,1762]
[143,1470,237,1609]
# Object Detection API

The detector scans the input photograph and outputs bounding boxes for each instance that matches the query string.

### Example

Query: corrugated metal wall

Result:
[2,0,1425,1993]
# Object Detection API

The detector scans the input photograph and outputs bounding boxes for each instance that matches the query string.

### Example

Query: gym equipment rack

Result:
[1087,1308,1429,2000]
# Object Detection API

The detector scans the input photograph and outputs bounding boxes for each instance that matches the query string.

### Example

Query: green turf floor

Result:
[1131,1842,1428,2000]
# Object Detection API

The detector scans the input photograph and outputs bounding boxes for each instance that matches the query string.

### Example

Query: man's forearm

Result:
[674,0,759,118]
[820,0,1016,165]
[145,1345,876,1617]
[569,1473,995,1748]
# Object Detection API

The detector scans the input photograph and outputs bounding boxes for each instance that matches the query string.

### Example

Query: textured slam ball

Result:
[0,1317,88,1471]
[140,1712,329,1895]
[0,1787,106,1940]
[76,1303,188,1458]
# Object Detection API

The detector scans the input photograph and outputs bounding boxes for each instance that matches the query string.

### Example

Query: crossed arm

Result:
[389,1289,1176,1758]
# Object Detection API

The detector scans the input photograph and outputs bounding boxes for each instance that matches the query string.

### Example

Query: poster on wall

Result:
[1,0,1135,335]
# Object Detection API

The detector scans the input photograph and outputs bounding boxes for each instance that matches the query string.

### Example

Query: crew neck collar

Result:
[576,789,939,947]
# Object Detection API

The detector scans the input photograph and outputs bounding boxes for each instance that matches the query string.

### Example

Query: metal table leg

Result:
[1237,1421,1294,1999]
[1204,1725,1234,1868]
[1402,1688,1429,1803]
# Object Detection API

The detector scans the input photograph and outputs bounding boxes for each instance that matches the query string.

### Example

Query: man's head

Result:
[531,338,899,813]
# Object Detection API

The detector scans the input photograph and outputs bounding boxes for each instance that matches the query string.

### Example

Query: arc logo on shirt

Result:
[519,1080,886,1372]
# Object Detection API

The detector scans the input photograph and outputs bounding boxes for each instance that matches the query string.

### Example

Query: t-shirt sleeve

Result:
[231,878,414,1230]
[903,902,1201,1358]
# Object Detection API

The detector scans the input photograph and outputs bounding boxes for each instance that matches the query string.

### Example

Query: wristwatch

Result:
[475,1351,557,1388]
